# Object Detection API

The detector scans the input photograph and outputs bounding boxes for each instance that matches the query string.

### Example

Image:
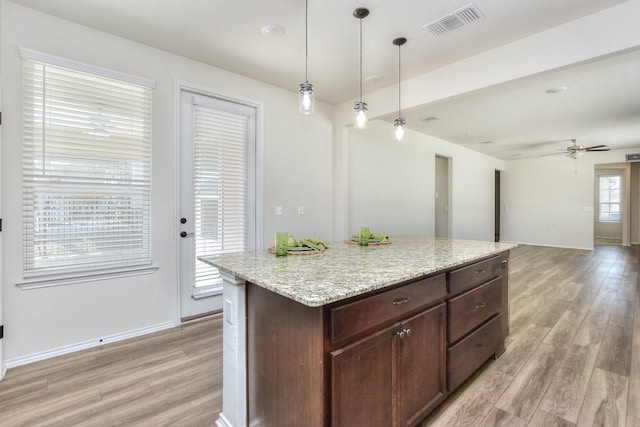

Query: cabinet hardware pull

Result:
[395,328,412,339]
[501,259,508,269]
[476,269,486,274]
[475,344,486,352]
[475,302,486,309]
[392,298,409,305]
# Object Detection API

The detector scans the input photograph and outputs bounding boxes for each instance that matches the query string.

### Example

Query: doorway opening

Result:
[594,163,630,247]
[435,155,451,238]
[178,88,259,321]
[495,170,501,242]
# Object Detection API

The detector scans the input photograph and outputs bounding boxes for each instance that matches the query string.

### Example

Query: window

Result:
[21,49,154,278]
[598,174,621,222]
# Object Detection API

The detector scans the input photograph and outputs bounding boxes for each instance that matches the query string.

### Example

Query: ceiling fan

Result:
[545,139,610,158]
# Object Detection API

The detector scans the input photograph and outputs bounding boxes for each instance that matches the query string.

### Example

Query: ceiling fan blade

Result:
[584,145,608,150]
[585,147,610,151]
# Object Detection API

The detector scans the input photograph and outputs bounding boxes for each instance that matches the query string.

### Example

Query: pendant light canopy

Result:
[353,8,369,129]
[393,37,407,140]
[299,0,314,115]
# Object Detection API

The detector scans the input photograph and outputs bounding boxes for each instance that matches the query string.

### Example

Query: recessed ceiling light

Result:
[546,86,567,94]
[511,153,523,157]
[366,75,382,84]
[480,140,494,144]
[261,24,285,37]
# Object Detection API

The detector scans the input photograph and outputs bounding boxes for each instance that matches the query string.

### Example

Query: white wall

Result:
[347,120,503,241]
[501,149,640,250]
[0,1,334,365]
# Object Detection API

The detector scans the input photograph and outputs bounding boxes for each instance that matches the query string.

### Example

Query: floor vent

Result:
[424,3,484,36]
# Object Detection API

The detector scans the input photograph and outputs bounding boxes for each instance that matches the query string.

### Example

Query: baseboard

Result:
[4,320,177,370]
[508,241,594,251]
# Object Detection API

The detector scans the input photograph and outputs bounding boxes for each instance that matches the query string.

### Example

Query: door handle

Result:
[180,231,195,238]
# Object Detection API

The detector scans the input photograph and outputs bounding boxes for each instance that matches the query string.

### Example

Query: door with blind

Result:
[179,90,257,320]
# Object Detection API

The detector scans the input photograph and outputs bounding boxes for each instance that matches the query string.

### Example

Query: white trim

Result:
[192,285,223,300]
[19,47,156,88]
[4,320,176,370]
[17,264,159,290]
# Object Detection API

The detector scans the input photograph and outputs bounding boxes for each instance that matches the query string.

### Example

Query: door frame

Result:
[174,81,264,322]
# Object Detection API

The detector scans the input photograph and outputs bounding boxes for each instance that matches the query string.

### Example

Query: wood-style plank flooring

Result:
[422,244,640,427]
[0,244,638,426]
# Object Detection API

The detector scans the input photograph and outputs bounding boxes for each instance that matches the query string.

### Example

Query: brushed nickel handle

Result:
[395,328,412,339]
[475,302,486,309]
[476,269,486,274]
[501,259,508,269]
[475,344,486,352]
[392,298,409,306]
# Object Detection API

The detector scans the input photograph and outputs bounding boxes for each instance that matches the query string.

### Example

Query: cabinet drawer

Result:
[330,274,446,343]
[447,314,502,392]
[448,276,502,343]
[448,255,503,295]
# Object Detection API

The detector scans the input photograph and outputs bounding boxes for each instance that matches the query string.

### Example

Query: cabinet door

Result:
[398,303,447,427]
[330,326,395,427]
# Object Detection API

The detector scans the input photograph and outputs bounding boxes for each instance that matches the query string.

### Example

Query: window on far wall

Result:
[21,49,155,278]
[598,174,621,222]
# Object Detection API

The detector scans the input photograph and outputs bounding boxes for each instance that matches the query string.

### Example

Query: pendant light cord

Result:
[305,0,309,83]
[359,16,363,103]
[397,43,401,117]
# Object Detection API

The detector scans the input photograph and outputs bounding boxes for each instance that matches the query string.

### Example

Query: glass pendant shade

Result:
[299,0,314,115]
[393,37,407,141]
[354,101,368,129]
[353,8,369,129]
[394,117,406,140]
[299,82,314,115]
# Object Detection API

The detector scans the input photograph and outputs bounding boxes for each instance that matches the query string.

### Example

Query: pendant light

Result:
[299,0,314,115]
[393,37,407,140]
[353,8,369,129]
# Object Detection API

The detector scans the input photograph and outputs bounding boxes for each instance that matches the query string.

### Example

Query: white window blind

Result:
[598,175,621,222]
[22,56,153,277]
[192,102,249,289]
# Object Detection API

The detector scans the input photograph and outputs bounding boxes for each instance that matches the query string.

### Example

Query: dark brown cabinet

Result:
[245,251,510,426]
[330,303,446,427]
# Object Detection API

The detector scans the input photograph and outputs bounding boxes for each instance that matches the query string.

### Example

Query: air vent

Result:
[420,116,442,123]
[423,3,484,36]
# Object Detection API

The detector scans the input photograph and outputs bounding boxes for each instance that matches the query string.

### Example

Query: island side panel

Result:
[247,283,326,425]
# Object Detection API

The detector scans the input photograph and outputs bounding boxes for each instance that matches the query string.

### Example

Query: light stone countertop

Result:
[200,236,517,307]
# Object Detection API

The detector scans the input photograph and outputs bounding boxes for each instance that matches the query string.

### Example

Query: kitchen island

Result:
[202,236,517,427]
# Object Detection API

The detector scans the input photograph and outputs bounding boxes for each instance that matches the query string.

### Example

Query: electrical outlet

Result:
[274,206,283,216]
[297,206,305,215]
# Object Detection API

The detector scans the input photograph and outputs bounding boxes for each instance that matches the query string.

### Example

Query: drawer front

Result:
[448,276,502,343]
[448,255,503,295]
[330,274,446,343]
[447,314,502,392]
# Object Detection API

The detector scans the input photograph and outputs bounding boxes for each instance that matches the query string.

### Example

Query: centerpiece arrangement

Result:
[269,235,330,256]
[346,231,391,245]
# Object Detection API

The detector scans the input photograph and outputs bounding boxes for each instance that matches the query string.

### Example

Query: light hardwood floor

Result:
[0,244,638,426]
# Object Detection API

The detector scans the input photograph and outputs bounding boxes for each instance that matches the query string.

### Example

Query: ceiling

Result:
[9,0,640,160]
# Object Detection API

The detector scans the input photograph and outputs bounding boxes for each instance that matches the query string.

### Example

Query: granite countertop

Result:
[200,236,517,307]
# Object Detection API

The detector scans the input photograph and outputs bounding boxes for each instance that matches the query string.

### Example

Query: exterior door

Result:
[179,89,257,320]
